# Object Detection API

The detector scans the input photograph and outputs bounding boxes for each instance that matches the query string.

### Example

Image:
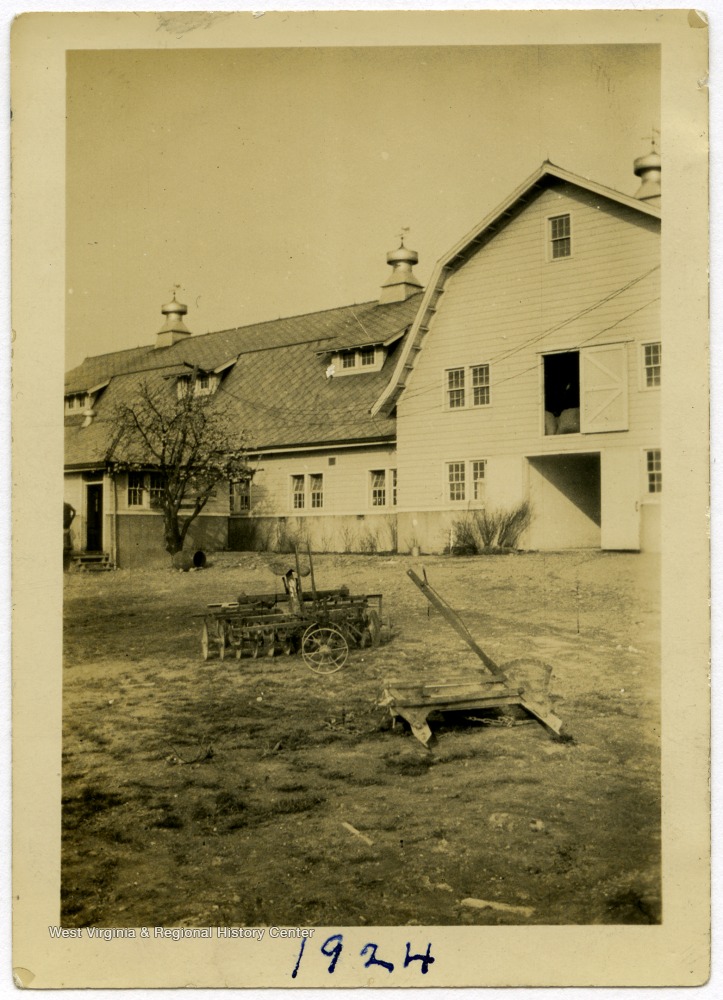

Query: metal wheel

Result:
[301,624,348,674]
[201,622,210,661]
[218,626,226,661]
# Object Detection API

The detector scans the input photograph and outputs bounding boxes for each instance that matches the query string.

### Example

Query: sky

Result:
[66,43,660,369]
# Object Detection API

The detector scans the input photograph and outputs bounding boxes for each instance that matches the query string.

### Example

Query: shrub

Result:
[474,508,499,549]
[450,502,532,554]
[496,501,532,549]
[450,515,478,555]
[358,530,378,555]
[384,514,398,554]
[340,525,355,554]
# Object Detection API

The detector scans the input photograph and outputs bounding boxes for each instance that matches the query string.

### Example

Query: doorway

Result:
[527,453,601,549]
[86,484,103,552]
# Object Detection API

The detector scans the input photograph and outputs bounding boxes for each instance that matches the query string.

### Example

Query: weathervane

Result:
[398,226,410,247]
[641,127,660,153]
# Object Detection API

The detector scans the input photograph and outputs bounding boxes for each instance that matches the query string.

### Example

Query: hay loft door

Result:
[580,343,628,434]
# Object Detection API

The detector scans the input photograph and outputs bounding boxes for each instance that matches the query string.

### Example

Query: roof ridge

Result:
[69,343,155,367]
[189,296,411,342]
[66,292,425,381]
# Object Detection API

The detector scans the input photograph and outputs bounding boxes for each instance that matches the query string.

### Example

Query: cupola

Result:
[155,293,191,349]
[379,238,423,305]
[633,142,661,205]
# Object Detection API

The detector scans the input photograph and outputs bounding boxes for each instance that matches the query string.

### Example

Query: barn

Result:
[64,150,661,567]
[375,153,661,554]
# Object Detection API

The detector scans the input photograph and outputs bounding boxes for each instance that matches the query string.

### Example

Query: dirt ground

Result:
[62,550,660,927]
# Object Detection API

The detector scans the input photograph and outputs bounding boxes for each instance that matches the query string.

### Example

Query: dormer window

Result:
[177,372,218,399]
[65,392,88,414]
[331,346,385,376]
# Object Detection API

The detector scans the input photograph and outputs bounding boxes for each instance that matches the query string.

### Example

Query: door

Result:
[580,343,628,433]
[86,484,103,552]
[600,449,640,550]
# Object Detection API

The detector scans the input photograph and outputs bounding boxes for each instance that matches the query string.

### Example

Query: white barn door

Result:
[580,344,628,433]
[600,449,640,550]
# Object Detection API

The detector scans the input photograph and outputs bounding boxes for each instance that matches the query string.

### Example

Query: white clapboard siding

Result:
[397,182,660,509]
[250,446,397,517]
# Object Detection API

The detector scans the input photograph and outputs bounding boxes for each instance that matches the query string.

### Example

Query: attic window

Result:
[65,392,88,413]
[332,346,384,376]
[549,213,571,259]
[177,372,217,398]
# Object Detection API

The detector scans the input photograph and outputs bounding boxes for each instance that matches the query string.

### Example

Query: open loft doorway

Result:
[542,344,629,437]
[543,351,580,435]
[527,452,601,549]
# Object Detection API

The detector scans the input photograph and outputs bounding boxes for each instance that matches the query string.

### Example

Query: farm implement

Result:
[199,548,388,673]
[380,569,564,746]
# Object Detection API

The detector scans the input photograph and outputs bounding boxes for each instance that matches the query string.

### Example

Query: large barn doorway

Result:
[527,453,601,549]
[86,484,103,552]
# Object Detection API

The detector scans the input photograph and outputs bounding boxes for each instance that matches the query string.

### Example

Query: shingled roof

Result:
[65,293,422,468]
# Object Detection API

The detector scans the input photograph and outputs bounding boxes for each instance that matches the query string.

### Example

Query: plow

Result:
[199,547,389,673]
[380,569,564,746]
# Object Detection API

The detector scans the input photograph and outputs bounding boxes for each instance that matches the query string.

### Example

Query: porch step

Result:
[72,552,116,572]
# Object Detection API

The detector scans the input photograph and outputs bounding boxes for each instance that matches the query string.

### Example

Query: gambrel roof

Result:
[371,161,661,417]
[65,294,422,468]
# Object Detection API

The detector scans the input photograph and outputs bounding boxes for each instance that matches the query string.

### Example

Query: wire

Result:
[488,264,659,366]
[398,292,660,406]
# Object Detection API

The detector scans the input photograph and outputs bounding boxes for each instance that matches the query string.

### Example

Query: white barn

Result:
[64,151,661,566]
[375,155,661,554]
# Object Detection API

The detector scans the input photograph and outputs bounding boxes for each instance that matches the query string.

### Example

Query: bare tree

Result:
[106,372,250,556]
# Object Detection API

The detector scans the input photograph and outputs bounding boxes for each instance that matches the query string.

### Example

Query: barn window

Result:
[360,346,375,367]
[471,365,490,406]
[128,472,145,507]
[148,472,166,508]
[447,462,466,502]
[370,470,386,506]
[643,342,661,388]
[471,460,486,501]
[229,480,250,514]
[446,368,465,408]
[341,352,356,369]
[391,468,397,506]
[292,475,305,510]
[646,450,662,493]
[549,213,571,259]
[310,474,324,509]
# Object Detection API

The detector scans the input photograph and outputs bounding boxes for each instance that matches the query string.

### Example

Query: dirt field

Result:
[62,550,660,927]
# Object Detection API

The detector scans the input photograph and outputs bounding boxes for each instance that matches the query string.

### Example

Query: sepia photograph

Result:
[12,8,710,990]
